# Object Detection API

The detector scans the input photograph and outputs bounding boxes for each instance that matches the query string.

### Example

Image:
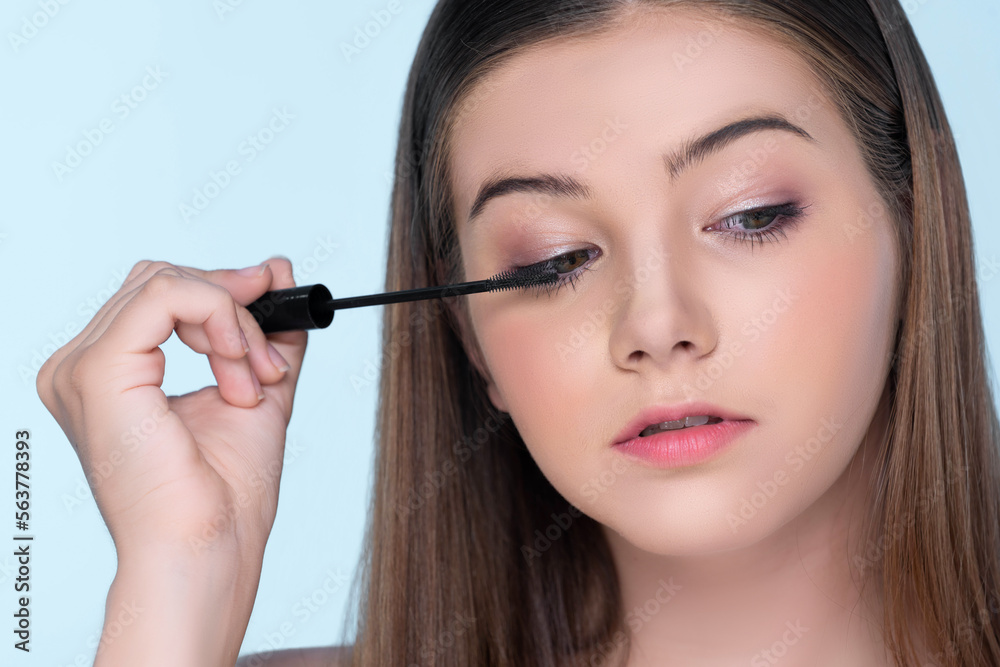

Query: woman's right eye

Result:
[521,247,600,297]
[550,249,592,274]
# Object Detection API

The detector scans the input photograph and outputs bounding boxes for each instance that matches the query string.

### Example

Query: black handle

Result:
[246,284,334,334]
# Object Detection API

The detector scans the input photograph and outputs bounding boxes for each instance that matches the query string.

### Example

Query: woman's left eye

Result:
[715,202,811,251]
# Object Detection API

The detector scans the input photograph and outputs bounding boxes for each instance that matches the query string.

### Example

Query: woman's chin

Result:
[599,507,786,560]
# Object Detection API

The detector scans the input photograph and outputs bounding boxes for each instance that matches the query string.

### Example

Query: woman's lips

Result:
[613,419,756,468]
[613,400,753,444]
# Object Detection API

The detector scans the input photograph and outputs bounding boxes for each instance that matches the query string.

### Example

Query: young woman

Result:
[36,0,1000,665]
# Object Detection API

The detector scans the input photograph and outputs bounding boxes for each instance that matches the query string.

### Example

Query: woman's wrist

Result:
[95,543,264,667]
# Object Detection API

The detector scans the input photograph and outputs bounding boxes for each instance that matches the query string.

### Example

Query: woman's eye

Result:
[510,202,809,299]
[737,210,780,231]
[718,202,810,251]
[551,249,591,274]
[517,247,599,298]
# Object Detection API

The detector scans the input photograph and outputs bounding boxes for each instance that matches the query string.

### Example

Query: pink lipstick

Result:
[612,401,755,468]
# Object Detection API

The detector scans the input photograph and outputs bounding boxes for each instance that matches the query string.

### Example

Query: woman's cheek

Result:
[746,212,895,520]
[474,296,611,481]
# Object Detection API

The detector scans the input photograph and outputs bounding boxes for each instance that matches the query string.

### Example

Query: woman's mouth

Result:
[638,415,725,436]
[616,415,754,468]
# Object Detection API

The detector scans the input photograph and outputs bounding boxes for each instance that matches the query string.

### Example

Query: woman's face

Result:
[447,6,900,556]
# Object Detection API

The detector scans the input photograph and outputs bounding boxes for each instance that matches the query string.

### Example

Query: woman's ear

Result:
[447,299,508,413]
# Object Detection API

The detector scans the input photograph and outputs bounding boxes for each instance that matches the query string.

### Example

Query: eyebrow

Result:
[466,114,816,223]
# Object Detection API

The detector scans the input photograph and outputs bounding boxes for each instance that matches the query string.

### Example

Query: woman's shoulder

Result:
[236,644,353,666]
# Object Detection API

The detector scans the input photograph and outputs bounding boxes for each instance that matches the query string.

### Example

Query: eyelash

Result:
[521,248,599,298]
[717,202,810,253]
[517,201,810,297]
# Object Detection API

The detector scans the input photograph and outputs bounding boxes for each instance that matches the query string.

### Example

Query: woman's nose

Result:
[607,243,718,373]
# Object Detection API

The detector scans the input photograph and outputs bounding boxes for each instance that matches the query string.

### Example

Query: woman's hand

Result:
[35,257,307,567]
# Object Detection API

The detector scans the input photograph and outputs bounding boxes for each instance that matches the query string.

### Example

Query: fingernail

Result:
[239,327,250,354]
[250,368,264,401]
[267,342,291,372]
[236,262,269,277]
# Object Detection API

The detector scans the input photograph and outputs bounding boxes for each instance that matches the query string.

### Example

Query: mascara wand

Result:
[246,264,559,334]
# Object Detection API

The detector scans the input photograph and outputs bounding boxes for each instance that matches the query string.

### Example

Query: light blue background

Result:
[1,0,997,664]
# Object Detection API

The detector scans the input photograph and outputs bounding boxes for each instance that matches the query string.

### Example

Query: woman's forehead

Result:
[445,7,831,224]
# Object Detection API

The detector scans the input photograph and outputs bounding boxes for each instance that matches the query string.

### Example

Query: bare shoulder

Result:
[236,644,353,667]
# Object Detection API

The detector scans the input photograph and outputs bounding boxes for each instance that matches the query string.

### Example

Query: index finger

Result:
[174,255,296,307]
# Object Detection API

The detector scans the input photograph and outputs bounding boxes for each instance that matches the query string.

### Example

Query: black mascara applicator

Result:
[246,264,559,334]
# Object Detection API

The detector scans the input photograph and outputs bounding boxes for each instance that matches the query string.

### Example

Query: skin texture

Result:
[448,6,903,665]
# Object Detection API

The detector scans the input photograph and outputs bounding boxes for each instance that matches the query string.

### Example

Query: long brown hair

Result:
[342,1,1000,664]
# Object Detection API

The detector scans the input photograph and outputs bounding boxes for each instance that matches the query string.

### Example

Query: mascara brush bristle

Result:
[486,264,559,292]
